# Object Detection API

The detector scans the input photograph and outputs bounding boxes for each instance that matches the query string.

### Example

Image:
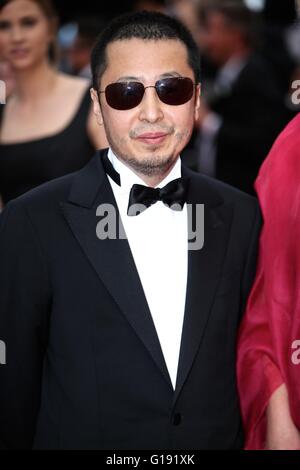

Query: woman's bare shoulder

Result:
[57,73,90,95]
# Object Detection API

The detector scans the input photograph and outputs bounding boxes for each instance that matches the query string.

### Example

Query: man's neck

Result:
[128,164,177,188]
[109,150,181,188]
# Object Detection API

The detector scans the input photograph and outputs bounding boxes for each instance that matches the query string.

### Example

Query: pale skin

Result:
[0,0,108,148]
[266,383,300,450]
[90,38,201,187]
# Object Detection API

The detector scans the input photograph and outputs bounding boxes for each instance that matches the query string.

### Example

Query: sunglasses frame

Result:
[98,76,198,110]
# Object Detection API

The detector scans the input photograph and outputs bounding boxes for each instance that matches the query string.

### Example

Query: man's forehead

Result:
[103,38,191,79]
[105,37,188,59]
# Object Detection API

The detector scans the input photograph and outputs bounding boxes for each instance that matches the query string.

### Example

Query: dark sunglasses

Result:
[98,77,196,110]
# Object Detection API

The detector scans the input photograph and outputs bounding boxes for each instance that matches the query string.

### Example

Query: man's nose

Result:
[138,87,164,123]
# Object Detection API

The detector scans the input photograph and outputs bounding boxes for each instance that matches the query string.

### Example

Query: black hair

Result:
[91,10,201,90]
[72,16,106,48]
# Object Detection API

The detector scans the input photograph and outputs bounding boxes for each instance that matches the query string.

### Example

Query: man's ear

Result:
[90,88,104,126]
[194,83,201,121]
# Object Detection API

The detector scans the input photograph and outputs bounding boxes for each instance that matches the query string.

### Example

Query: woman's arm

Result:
[266,383,300,450]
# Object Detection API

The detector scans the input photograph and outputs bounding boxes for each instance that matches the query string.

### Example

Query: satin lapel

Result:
[173,167,234,404]
[61,150,172,389]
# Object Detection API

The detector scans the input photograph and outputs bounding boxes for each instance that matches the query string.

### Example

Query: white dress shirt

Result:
[107,148,188,389]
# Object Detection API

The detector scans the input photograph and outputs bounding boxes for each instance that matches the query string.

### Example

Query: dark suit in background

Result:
[211,54,292,194]
[183,53,291,195]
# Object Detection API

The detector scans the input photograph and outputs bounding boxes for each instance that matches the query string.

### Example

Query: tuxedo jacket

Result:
[0,149,261,449]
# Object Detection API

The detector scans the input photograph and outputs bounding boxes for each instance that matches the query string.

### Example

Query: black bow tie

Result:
[102,151,189,216]
[127,179,187,216]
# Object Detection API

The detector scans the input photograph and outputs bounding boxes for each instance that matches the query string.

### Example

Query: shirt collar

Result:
[216,54,248,89]
[107,148,182,195]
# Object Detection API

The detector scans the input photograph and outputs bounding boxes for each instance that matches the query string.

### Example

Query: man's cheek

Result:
[174,128,193,141]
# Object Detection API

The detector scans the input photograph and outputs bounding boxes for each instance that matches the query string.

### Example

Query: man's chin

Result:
[124,154,176,177]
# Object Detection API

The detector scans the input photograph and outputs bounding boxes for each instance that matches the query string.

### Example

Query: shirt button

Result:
[173,413,182,426]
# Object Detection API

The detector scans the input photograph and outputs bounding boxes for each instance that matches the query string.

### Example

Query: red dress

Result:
[237,113,300,450]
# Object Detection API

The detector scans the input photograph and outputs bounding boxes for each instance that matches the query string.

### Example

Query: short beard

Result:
[117,152,176,177]
[104,129,177,177]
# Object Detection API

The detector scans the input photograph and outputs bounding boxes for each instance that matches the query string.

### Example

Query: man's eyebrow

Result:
[115,71,182,82]
[116,76,142,82]
[159,71,182,78]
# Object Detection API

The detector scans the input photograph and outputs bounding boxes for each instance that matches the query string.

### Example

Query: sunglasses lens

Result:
[105,82,144,110]
[157,77,194,105]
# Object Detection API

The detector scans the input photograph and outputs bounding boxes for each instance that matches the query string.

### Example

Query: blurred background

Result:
[0,0,300,206]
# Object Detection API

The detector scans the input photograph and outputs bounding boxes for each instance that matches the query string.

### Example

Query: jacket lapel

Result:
[60,151,234,399]
[173,167,234,404]
[61,150,172,389]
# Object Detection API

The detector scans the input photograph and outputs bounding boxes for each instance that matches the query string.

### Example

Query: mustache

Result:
[129,126,174,138]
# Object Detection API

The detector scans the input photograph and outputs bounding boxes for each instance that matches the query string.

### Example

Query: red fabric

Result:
[237,113,300,450]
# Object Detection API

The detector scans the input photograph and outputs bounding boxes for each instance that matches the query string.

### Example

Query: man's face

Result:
[91,38,200,178]
[198,12,239,66]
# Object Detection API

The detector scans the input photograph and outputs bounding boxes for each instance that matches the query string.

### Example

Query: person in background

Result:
[167,0,199,42]
[63,17,106,79]
[182,0,290,195]
[260,0,298,115]
[237,112,300,450]
[133,0,167,14]
[0,59,15,98]
[0,0,107,207]
[0,58,15,209]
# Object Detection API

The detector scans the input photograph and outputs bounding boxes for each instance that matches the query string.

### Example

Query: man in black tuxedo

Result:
[0,11,261,449]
